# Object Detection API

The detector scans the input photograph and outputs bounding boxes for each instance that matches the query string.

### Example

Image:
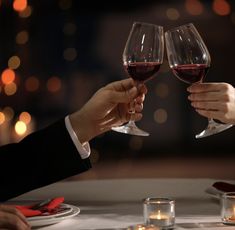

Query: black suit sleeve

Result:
[0,119,91,202]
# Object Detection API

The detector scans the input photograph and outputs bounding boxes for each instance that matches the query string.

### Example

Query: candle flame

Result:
[156,210,161,220]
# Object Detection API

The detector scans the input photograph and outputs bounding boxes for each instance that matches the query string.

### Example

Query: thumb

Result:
[110,86,138,103]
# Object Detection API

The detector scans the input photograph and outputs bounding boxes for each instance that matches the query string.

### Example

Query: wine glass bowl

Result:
[165,23,233,138]
[112,22,164,136]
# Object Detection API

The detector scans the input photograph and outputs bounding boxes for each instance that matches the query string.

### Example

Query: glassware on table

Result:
[111,22,164,136]
[165,23,233,139]
[221,192,235,225]
[143,197,175,229]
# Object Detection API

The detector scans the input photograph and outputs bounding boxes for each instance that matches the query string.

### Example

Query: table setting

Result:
[9,178,235,229]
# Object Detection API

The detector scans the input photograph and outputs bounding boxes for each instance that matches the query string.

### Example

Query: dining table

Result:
[10,178,235,229]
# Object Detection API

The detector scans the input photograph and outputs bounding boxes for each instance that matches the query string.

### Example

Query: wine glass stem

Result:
[129,81,141,122]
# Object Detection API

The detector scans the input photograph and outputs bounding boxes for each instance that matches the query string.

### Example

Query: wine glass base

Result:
[195,123,233,139]
[111,123,149,136]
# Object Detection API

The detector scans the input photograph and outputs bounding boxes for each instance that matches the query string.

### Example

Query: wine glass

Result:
[165,23,233,139]
[111,22,164,136]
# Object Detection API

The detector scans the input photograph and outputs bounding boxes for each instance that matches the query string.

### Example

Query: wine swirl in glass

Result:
[165,23,233,138]
[112,22,164,136]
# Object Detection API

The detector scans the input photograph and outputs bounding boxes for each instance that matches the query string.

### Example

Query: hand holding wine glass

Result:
[165,23,233,138]
[112,21,164,136]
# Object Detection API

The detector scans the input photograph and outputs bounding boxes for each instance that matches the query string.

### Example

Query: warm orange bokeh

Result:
[13,0,27,12]
[213,0,231,16]
[47,76,62,92]
[19,112,31,124]
[185,0,204,15]
[25,76,40,92]
[1,69,15,84]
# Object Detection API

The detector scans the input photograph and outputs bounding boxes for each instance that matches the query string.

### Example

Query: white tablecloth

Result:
[11,178,235,229]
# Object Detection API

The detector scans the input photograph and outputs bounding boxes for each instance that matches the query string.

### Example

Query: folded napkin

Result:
[205,181,235,197]
[15,197,64,217]
[212,181,235,192]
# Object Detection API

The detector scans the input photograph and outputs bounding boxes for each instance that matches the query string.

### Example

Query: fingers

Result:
[190,101,229,111]
[0,205,30,230]
[195,109,225,121]
[188,91,225,102]
[187,82,231,93]
[106,78,135,91]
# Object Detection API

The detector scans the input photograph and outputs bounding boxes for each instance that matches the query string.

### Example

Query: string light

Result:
[0,112,5,125]
[3,107,14,121]
[46,76,62,92]
[16,30,29,45]
[185,0,204,15]
[63,48,77,61]
[1,69,15,84]
[213,0,231,16]
[15,120,27,135]
[19,5,32,18]
[25,76,40,92]
[4,83,17,96]
[19,112,31,124]
[155,83,169,98]
[166,8,180,20]
[59,0,72,10]
[13,0,27,12]
[8,56,21,70]
[154,108,168,124]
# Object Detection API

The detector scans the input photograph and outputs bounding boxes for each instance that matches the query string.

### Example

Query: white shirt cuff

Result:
[64,116,91,159]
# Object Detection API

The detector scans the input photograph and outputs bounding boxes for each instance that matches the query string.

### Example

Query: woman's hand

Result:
[187,82,235,124]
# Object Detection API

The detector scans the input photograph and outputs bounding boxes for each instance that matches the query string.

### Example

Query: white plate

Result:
[27,203,73,221]
[27,204,80,227]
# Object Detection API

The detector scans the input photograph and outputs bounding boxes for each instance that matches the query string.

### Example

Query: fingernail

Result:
[191,102,195,107]
[187,86,191,92]
[188,95,192,100]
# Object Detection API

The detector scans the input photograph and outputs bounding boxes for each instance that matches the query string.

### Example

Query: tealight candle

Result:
[143,198,175,229]
[221,192,235,225]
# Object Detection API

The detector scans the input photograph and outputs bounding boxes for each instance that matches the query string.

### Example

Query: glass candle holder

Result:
[127,224,160,230]
[221,192,235,225]
[143,198,175,229]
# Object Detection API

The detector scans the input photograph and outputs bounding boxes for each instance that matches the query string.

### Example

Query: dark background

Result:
[0,0,234,178]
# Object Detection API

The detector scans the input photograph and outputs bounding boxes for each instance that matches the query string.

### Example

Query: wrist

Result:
[69,111,94,145]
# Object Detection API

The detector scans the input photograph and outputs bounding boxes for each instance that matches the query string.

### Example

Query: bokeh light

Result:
[13,0,27,12]
[16,31,29,45]
[155,83,169,98]
[213,0,231,16]
[15,121,27,135]
[166,8,180,20]
[0,112,5,125]
[46,76,62,92]
[154,108,168,124]
[3,107,14,121]
[185,0,204,15]
[8,56,21,70]
[19,5,32,18]
[1,69,15,84]
[59,0,72,10]
[63,48,77,61]
[4,83,17,96]
[25,76,40,92]
[19,111,31,124]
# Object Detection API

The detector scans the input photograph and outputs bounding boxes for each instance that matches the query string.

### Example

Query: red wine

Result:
[124,62,161,82]
[172,64,209,84]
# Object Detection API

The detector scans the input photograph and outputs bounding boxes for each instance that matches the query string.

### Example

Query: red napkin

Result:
[212,181,235,192]
[15,197,64,217]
